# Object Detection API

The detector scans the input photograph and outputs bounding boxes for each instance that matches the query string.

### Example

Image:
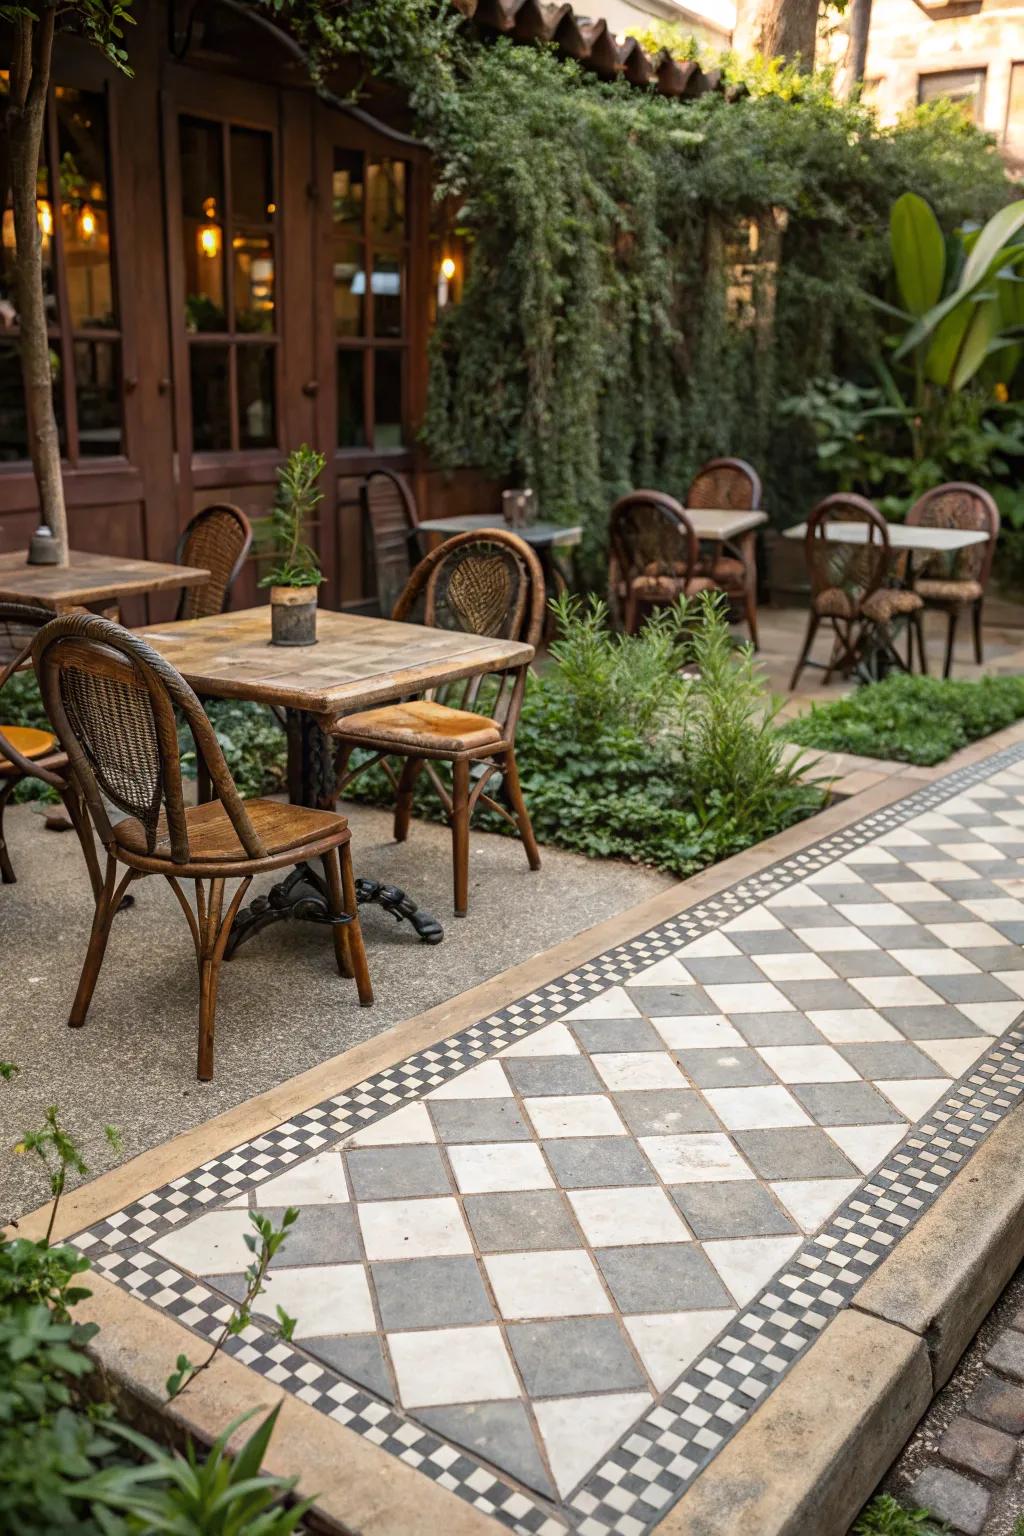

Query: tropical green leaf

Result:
[890,192,945,315]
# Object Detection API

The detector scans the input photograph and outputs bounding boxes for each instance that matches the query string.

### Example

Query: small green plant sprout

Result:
[166,1207,300,1400]
[0,1063,17,1081]
[14,1109,121,1246]
[853,1493,949,1535]
[257,444,325,589]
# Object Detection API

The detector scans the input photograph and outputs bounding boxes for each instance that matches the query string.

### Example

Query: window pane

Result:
[74,338,121,455]
[0,340,27,461]
[237,344,276,448]
[373,350,403,449]
[1,170,56,327]
[180,117,226,331]
[333,149,364,235]
[334,240,365,336]
[367,159,406,243]
[337,349,366,448]
[918,69,985,121]
[373,256,403,338]
[190,345,230,451]
[234,232,275,331]
[1008,63,1024,145]
[230,127,274,224]
[56,87,116,329]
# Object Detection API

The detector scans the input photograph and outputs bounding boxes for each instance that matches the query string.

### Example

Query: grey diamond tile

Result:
[996,921,1024,942]
[733,1013,824,1047]
[302,1333,394,1401]
[884,1007,985,1040]
[925,974,1019,1004]
[346,1145,452,1200]
[777,980,869,1012]
[815,951,910,979]
[508,1317,647,1396]
[417,1401,555,1498]
[684,958,765,985]
[464,1191,579,1252]
[543,1137,657,1188]
[966,946,1024,970]
[627,985,719,1017]
[263,1205,361,1266]
[371,1256,494,1329]
[773,907,855,930]
[670,1181,797,1239]
[429,1099,531,1142]
[869,926,943,950]
[613,1089,719,1136]
[792,1080,905,1126]
[939,880,1013,901]
[595,1243,733,1312]
[837,1042,947,1079]
[898,902,976,926]
[730,931,812,955]
[504,1057,602,1096]
[734,1127,859,1180]
[572,1018,665,1053]
[673,1048,776,1089]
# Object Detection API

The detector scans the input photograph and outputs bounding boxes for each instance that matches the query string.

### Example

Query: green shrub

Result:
[178,699,287,799]
[853,1494,948,1534]
[780,672,1024,766]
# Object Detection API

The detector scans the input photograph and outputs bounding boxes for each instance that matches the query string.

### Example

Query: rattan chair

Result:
[175,503,252,621]
[329,529,544,917]
[790,494,924,690]
[905,483,1000,678]
[362,469,422,617]
[686,457,762,647]
[0,602,101,896]
[33,613,372,1080]
[609,491,718,634]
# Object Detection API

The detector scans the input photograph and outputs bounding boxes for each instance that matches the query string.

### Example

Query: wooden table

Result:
[687,508,768,541]
[0,548,209,610]
[135,606,536,949]
[783,522,987,553]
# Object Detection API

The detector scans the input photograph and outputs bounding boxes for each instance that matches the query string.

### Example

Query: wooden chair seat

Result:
[113,796,343,864]
[0,724,58,772]
[338,699,503,753]
[914,577,983,605]
[629,573,718,600]
[813,585,922,623]
[697,554,746,586]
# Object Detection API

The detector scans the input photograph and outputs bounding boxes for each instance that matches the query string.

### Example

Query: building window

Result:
[179,114,278,453]
[0,83,122,463]
[918,68,986,123]
[333,150,409,451]
[1006,62,1024,147]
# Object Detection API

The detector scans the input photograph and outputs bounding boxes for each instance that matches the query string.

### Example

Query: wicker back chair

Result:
[906,483,1000,676]
[362,469,421,617]
[175,503,252,621]
[329,529,545,916]
[609,491,716,634]
[790,494,924,689]
[0,601,101,895]
[686,457,763,645]
[33,612,371,1079]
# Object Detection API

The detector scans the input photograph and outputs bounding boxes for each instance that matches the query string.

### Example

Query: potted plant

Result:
[258,445,325,646]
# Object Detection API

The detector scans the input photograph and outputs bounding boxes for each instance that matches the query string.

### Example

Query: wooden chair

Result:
[329,529,544,917]
[905,483,1000,678]
[0,602,101,897]
[686,456,762,647]
[790,494,925,690]
[361,469,422,617]
[33,613,372,1081]
[175,503,252,621]
[609,491,718,634]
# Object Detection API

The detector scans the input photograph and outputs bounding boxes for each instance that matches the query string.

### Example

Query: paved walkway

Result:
[71,743,1024,1535]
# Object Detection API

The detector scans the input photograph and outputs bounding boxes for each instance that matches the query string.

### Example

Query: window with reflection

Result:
[333,147,409,450]
[0,79,122,462]
[179,114,277,453]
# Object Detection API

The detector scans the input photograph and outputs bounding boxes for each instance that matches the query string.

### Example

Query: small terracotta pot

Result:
[270,585,317,646]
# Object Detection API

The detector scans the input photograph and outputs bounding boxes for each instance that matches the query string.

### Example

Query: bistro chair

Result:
[609,491,718,635]
[329,529,545,917]
[362,469,422,617]
[33,613,372,1081]
[686,456,763,647]
[905,482,1000,678]
[0,602,101,897]
[789,493,924,690]
[175,503,253,621]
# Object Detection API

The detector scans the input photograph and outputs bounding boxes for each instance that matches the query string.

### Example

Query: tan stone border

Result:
[12,718,1024,1535]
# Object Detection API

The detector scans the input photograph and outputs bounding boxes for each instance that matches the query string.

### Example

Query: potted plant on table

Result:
[258,444,325,646]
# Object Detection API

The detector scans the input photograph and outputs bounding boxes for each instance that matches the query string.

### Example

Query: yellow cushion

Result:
[0,725,57,765]
[333,699,503,753]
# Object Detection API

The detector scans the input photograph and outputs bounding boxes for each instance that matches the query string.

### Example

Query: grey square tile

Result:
[543,1137,657,1188]
[773,906,853,930]
[996,921,1024,943]
[346,1145,451,1200]
[263,1205,361,1267]
[508,1317,647,1397]
[684,957,765,985]
[884,1007,985,1040]
[868,926,942,950]
[734,1127,859,1180]
[816,951,909,979]
[898,902,975,926]
[818,882,888,904]
[967,946,1024,971]
[627,985,719,1017]
[670,1182,797,1239]
[673,1048,776,1089]
[464,1191,579,1252]
[371,1256,493,1329]
[504,1057,602,1097]
[837,1042,947,1080]
[613,1089,719,1136]
[730,931,811,955]
[734,1013,823,1047]
[418,1402,554,1498]
[429,1099,531,1143]
[777,979,868,1012]
[925,974,1019,1004]
[852,863,917,883]
[595,1243,733,1313]
[572,1017,664,1053]
[938,880,1010,901]
[302,1333,394,1401]
[792,1081,905,1126]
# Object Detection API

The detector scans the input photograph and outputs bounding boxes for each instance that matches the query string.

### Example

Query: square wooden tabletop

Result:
[686,508,768,540]
[0,548,210,609]
[783,522,989,551]
[134,606,535,719]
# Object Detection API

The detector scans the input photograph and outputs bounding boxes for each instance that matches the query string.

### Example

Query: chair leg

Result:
[452,757,470,917]
[912,610,928,677]
[59,781,103,901]
[394,757,423,843]
[740,532,759,649]
[943,609,958,679]
[321,847,354,979]
[789,614,819,692]
[972,600,984,665]
[196,877,225,1082]
[68,856,123,1028]
[502,748,541,873]
[338,842,373,1007]
[0,779,16,884]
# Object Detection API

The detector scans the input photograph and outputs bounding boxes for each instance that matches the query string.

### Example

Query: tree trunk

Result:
[843,0,873,95]
[732,0,820,69]
[5,10,69,564]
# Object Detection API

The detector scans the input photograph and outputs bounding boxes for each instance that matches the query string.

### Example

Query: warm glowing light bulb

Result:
[79,205,96,241]
[440,255,456,281]
[36,199,53,238]
[199,224,221,259]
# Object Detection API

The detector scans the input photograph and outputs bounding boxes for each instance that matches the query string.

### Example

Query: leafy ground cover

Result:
[781,673,1024,767]
[853,1495,947,1534]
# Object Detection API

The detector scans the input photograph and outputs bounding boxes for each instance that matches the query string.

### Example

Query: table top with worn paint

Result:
[134,606,534,719]
[0,548,209,609]
[783,522,989,551]
[415,514,583,547]
[684,508,768,540]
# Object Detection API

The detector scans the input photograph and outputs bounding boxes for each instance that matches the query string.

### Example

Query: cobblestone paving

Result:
[74,745,1024,1534]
